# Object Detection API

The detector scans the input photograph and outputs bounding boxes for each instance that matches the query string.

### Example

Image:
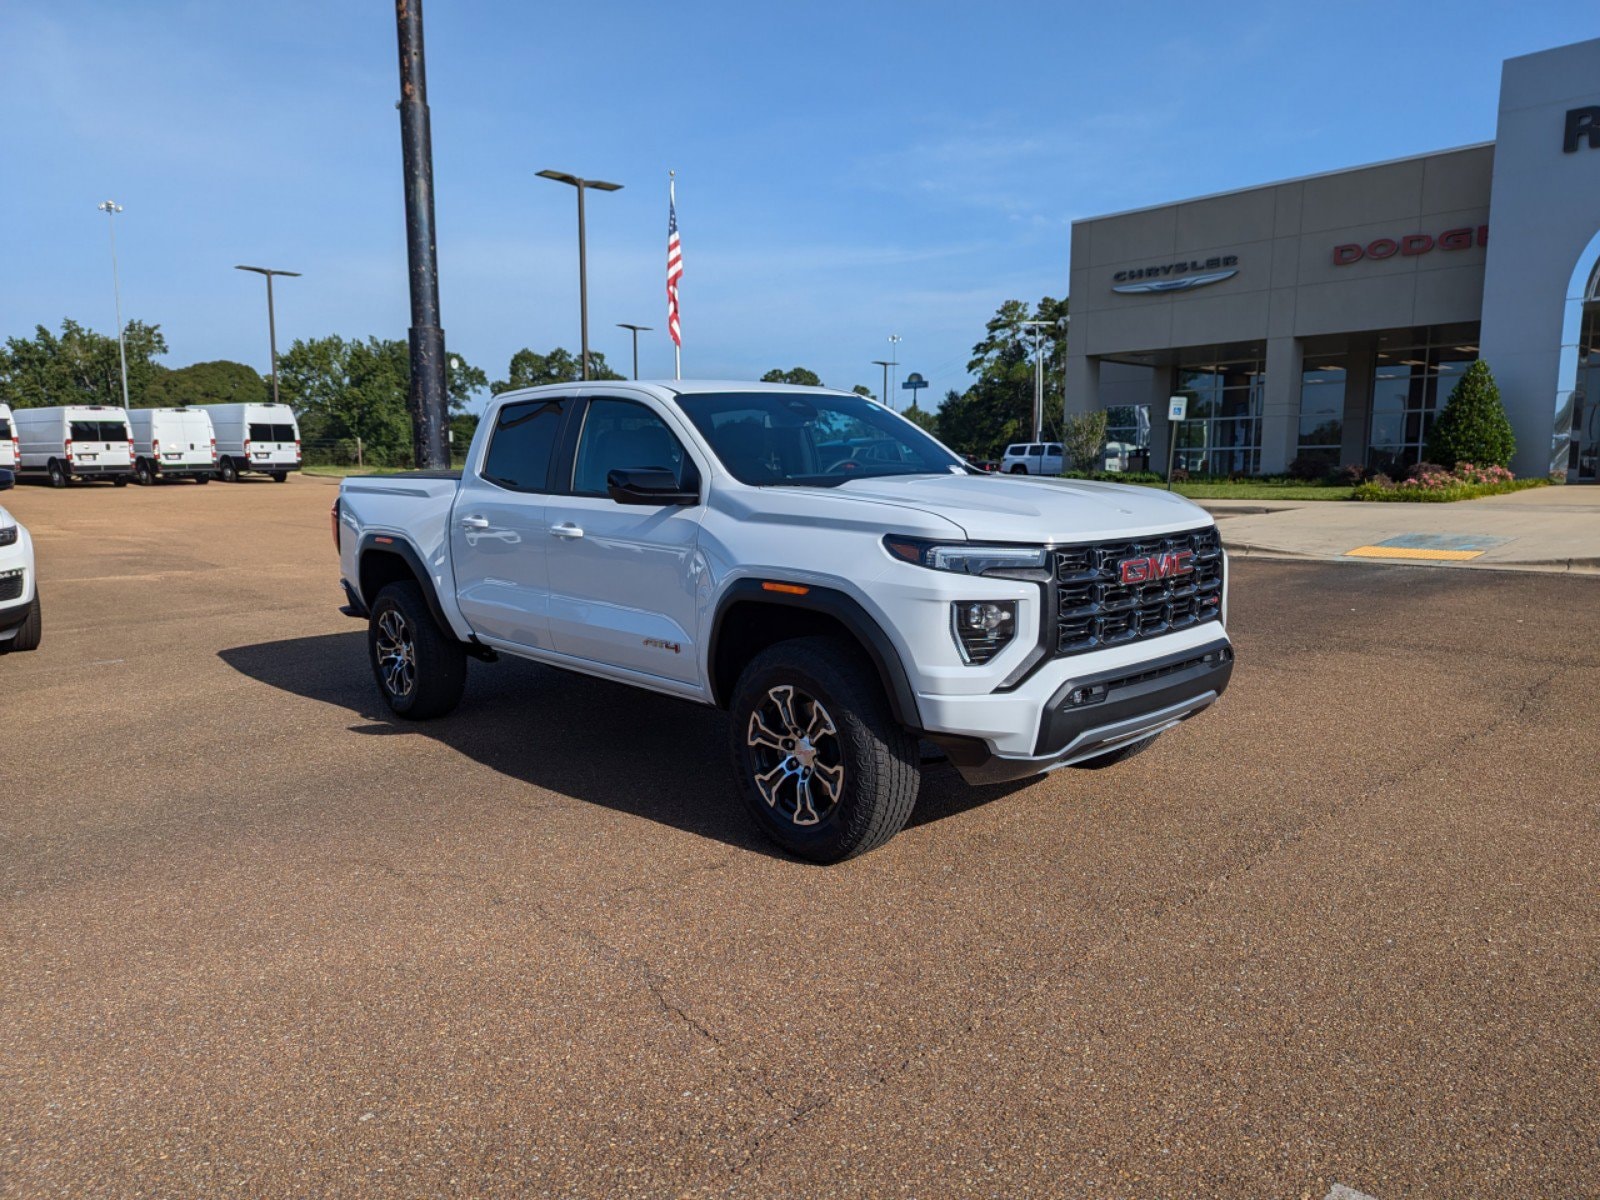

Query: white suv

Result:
[334,383,1232,862]
[1001,442,1064,475]
[0,470,41,653]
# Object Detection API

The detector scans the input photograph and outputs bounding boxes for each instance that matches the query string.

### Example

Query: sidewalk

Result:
[1201,485,1600,573]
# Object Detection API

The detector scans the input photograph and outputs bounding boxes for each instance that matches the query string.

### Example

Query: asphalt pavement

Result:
[2,475,1597,1198]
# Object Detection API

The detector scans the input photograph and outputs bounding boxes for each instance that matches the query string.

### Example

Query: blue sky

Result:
[2,2,1593,411]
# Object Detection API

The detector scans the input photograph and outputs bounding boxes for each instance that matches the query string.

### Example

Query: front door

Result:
[543,396,707,685]
[449,395,570,650]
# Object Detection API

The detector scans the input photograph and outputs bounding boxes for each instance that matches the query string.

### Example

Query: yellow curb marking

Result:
[1346,545,1484,561]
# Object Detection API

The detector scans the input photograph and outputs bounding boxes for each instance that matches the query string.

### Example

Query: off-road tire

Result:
[367,580,467,720]
[48,461,68,488]
[218,459,239,483]
[729,635,920,863]
[135,459,154,486]
[5,594,42,653]
[1072,734,1158,770]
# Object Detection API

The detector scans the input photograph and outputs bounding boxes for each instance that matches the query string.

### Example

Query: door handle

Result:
[459,515,490,530]
[550,522,584,540]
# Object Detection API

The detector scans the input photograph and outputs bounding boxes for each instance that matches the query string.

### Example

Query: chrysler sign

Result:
[1113,255,1239,294]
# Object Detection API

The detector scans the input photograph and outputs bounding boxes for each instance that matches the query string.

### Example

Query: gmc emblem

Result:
[1118,550,1195,585]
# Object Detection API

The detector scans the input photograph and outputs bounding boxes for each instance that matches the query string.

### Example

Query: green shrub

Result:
[1425,360,1515,468]
[1061,411,1109,473]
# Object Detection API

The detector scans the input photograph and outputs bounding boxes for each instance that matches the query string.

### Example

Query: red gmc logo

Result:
[1119,550,1195,585]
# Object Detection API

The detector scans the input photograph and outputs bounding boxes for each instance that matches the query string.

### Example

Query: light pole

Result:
[887,334,902,410]
[871,360,893,405]
[1019,319,1052,442]
[538,170,623,381]
[234,266,300,406]
[97,201,130,409]
[616,323,652,380]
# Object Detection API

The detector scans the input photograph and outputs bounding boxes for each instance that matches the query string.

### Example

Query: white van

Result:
[129,407,216,485]
[195,403,300,482]
[1000,442,1064,475]
[0,404,17,471]
[14,405,135,487]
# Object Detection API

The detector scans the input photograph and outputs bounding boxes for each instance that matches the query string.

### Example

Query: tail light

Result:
[65,437,73,462]
[152,439,160,457]
[295,438,302,462]
[127,438,134,459]
[210,437,217,462]
[244,438,251,455]
[330,498,341,552]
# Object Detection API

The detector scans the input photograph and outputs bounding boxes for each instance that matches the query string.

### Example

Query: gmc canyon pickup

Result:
[334,382,1233,862]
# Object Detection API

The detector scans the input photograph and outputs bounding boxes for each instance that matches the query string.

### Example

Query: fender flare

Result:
[708,579,923,730]
[356,533,455,638]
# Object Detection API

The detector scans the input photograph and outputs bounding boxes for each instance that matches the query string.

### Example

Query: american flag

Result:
[666,177,683,348]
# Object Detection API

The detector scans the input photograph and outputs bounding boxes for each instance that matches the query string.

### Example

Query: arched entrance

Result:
[1557,231,1600,481]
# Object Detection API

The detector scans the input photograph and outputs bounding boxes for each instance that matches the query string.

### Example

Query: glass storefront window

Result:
[1297,359,1346,466]
[1367,330,1478,473]
[1103,404,1151,472]
[1174,352,1264,475]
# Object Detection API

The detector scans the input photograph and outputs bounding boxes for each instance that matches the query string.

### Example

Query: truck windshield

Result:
[675,392,966,487]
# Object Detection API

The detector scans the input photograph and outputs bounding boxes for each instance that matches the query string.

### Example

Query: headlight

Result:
[883,536,1048,578]
[0,525,16,548]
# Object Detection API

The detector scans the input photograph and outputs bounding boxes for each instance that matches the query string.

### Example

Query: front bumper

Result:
[920,632,1234,785]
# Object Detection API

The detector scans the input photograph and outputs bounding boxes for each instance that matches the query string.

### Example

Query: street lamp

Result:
[887,334,902,408]
[871,360,893,405]
[538,169,623,381]
[1018,319,1055,442]
[96,201,129,409]
[235,265,301,406]
[616,323,652,380]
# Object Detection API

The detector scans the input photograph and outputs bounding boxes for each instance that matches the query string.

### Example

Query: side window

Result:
[1028,444,1044,455]
[248,423,274,442]
[482,399,565,492]
[70,422,98,441]
[1047,443,1062,456]
[572,398,695,498]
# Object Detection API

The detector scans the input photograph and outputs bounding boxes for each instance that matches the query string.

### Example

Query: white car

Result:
[0,403,18,471]
[129,407,216,485]
[1000,441,1064,475]
[334,383,1232,862]
[0,469,41,653]
[193,402,300,482]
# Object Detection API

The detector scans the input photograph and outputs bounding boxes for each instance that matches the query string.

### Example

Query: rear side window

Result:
[249,423,272,441]
[483,399,564,492]
[1005,444,1023,456]
[1047,444,1062,455]
[0,420,10,438]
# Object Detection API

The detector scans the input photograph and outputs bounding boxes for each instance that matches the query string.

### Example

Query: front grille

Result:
[0,570,23,603]
[1053,526,1223,657]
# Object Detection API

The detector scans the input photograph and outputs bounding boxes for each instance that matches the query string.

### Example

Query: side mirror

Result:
[0,468,13,492]
[606,467,698,506]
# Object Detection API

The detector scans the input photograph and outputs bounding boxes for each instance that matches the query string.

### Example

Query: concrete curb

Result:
[1222,539,1600,575]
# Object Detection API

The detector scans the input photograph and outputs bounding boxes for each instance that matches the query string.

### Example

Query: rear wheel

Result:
[1009,464,1028,474]
[219,459,239,483]
[5,595,42,653]
[48,460,67,488]
[1072,734,1158,770]
[271,471,288,483]
[112,475,129,487]
[367,580,467,719]
[135,459,155,485]
[729,636,920,863]
[193,472,211,484]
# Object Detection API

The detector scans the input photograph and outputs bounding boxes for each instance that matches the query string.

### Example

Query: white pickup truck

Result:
[334,382,1233,862]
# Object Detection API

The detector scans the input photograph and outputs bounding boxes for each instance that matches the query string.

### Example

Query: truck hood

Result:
[826,473,1213,542]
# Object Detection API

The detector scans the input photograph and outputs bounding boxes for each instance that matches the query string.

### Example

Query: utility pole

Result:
[616,323,652,380]
[234,266,300,406]
[395,0,449,469]
[97,201,130,409]
[539,171,623,381]
[871,360,892,405]
[1019,319,1052,442]
[887,334,902,410]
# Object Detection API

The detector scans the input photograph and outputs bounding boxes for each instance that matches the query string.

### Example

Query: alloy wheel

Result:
[374,609,416,699]
[746,684,845,826]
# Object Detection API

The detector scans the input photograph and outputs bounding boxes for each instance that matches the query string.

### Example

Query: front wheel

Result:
[4,594,42,653]
[193,473,211,484]
[218,459,239,483]
[729,636,920,863]
[367,580,467,719]
[1009,464,1028,474]
[112,475,129,487]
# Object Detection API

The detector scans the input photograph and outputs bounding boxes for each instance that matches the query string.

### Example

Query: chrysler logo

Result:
[1118,550,1195,585]
[1113,269,1237,294]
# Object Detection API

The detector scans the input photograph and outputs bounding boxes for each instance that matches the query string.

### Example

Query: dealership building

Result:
[1064,36,1600,482]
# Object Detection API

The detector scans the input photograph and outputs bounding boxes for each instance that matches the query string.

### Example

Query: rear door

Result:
[448,395,570,651]
[177,412,213,467]
[541,395,706,686]
[0,412,14,469]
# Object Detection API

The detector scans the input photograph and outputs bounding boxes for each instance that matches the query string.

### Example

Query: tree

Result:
[143,360,266,408]
[1061,411,1109,473]
[278,335,486,466]
[851,384,874,400]
[1425,359,1516,468]
[760,367,822,387]
[491,347,622,393]
[939,297,1071,458]
[0,318,168,408]
[900,404,939,434]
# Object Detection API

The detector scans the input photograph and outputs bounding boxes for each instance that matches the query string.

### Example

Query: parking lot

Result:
[2,474,1597,1198]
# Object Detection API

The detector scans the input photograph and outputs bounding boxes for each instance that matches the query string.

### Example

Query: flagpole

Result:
[671,171,681,380]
